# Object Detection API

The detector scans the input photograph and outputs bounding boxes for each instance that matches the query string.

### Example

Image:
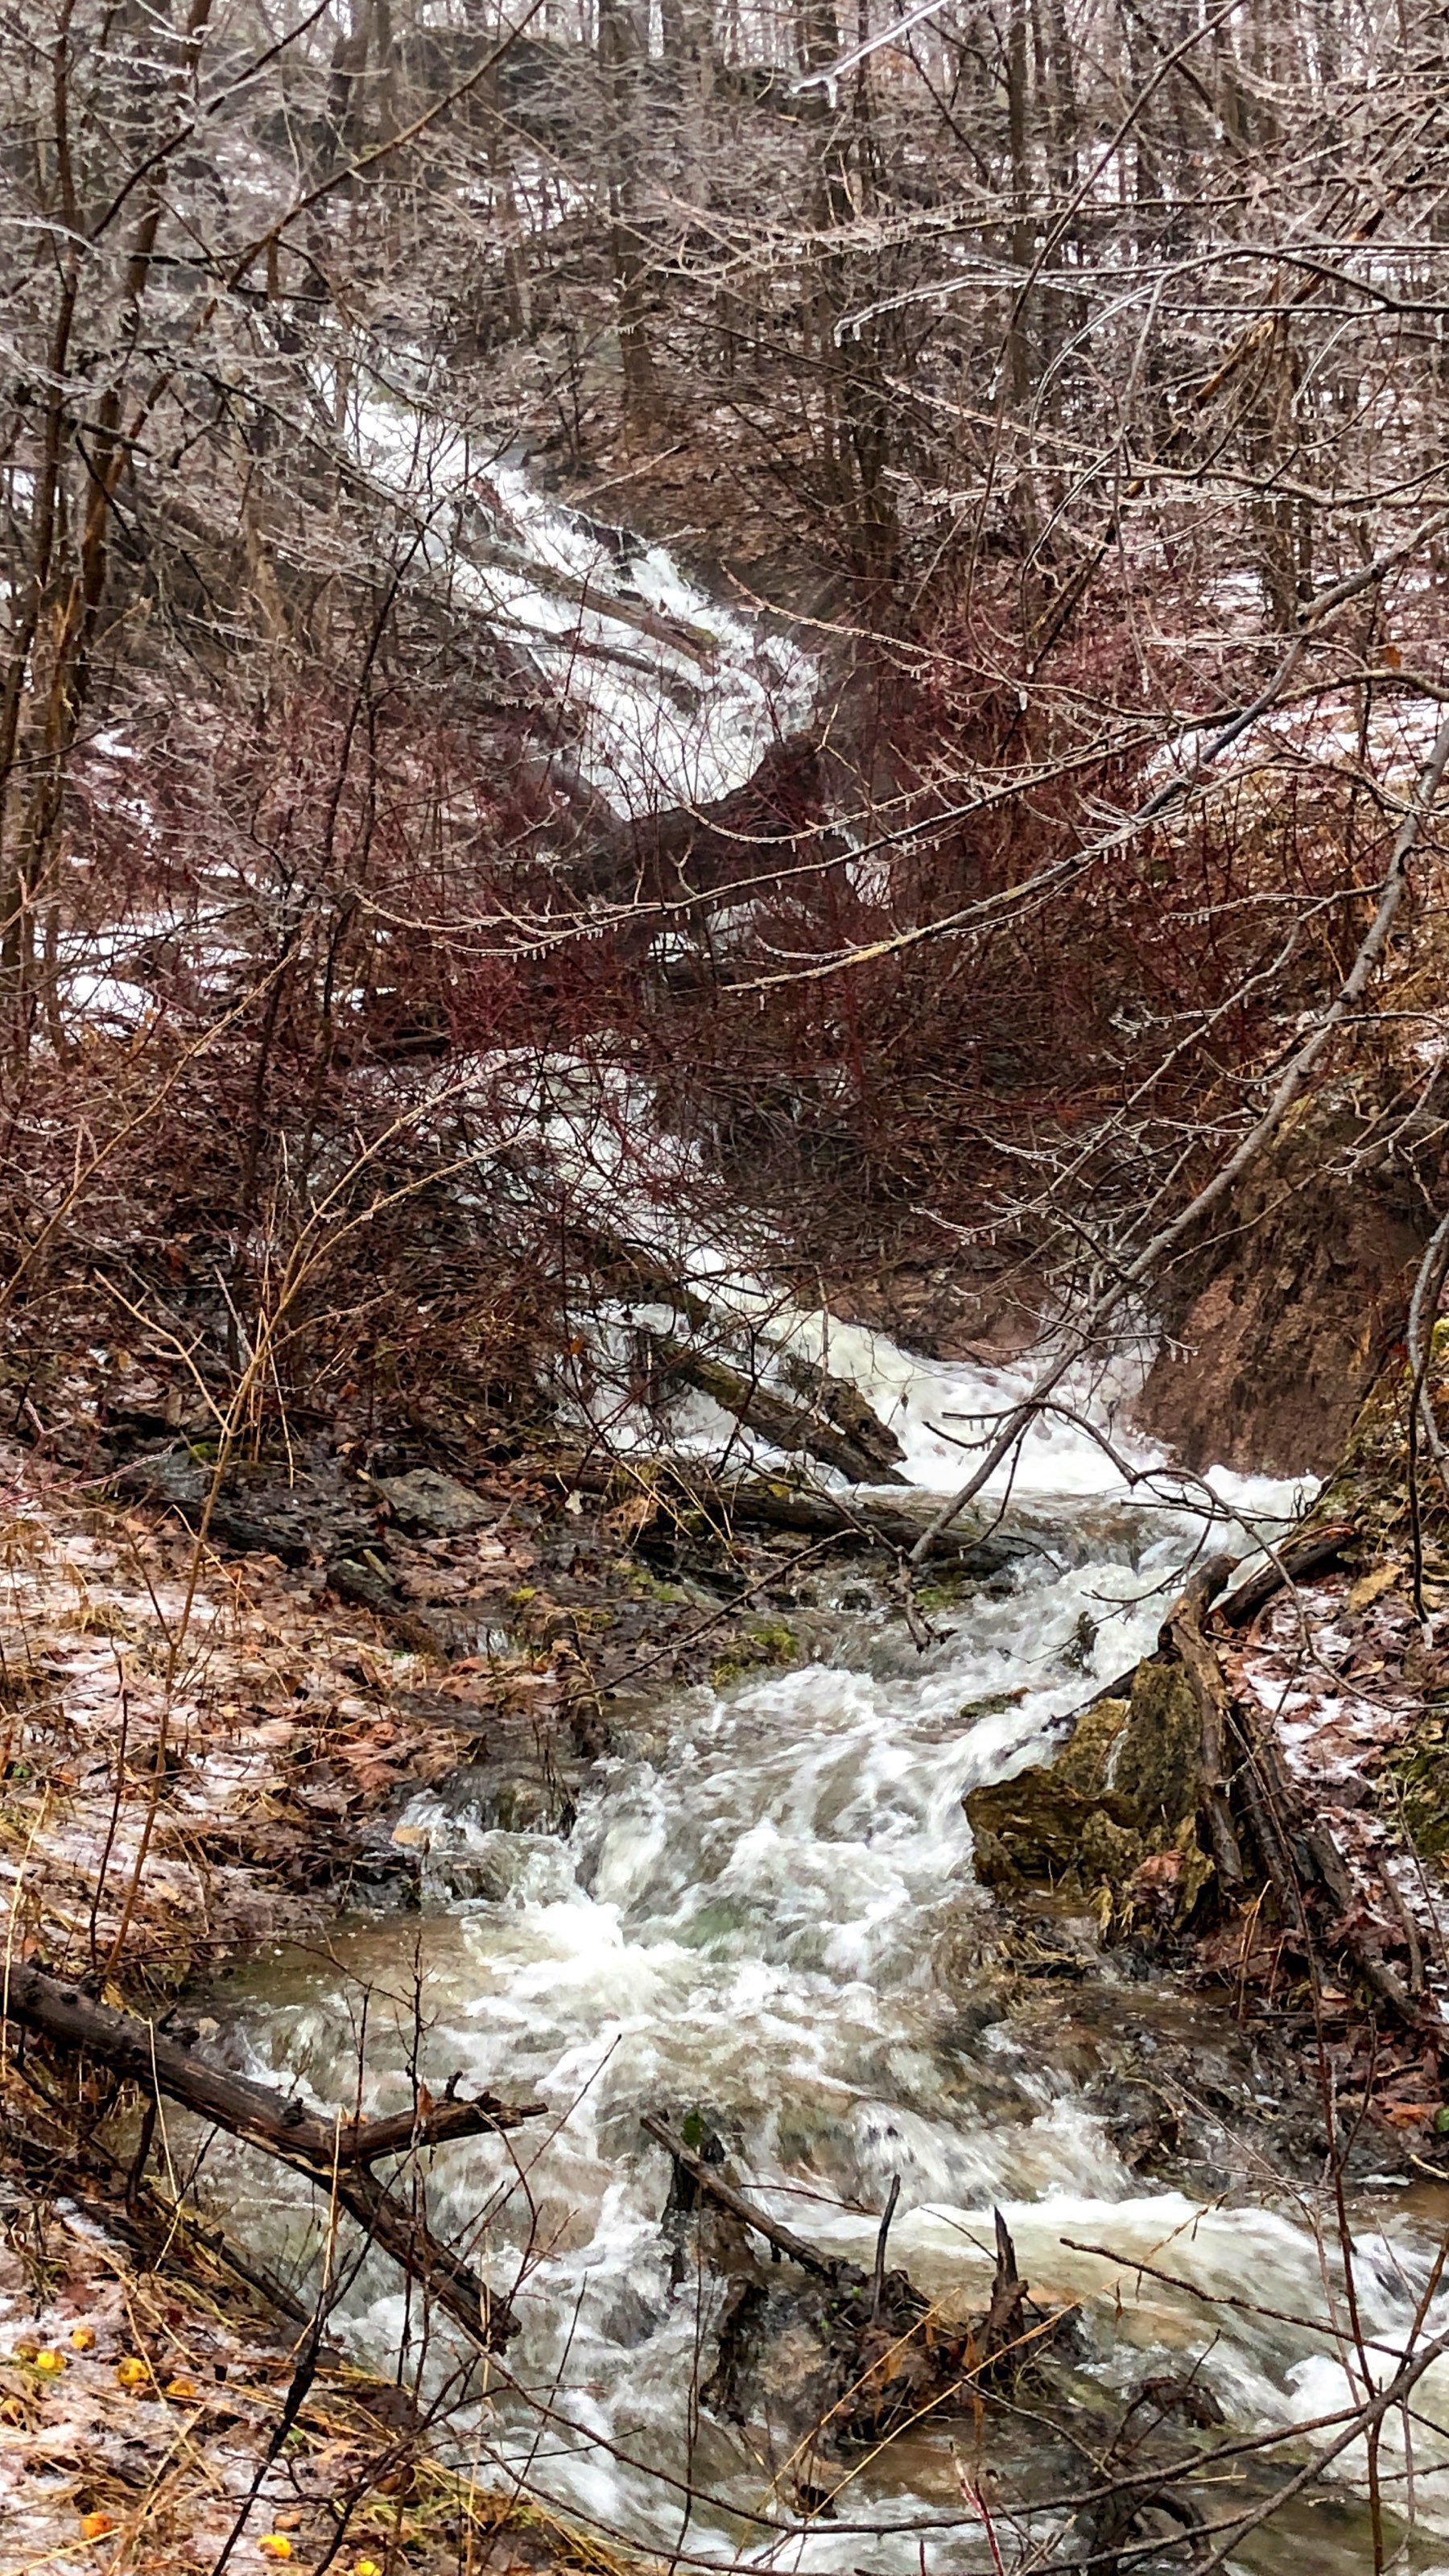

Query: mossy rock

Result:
[711,1620,799,1690]
[917,1567,972,1612]
[960,1685,1030,1724]
[1387,1702,1449,1859]
[625,1563,687,1604]
[965,1663,1211,1927]
[1111,1664,1203,1835]
[968,1770,1144,1892]
[1315,1324,1449,1584]
[1055,1696,1129,1796]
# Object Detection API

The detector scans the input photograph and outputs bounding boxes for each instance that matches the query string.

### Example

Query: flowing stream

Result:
[203,1328,1449,2576]
[193,455,1449,2570]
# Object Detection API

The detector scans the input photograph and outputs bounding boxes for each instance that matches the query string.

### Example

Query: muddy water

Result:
[198,1353,1449,2574]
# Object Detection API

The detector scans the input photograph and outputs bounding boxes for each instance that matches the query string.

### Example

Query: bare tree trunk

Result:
[598,0,658,442]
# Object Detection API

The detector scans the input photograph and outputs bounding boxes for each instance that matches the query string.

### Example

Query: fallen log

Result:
[642,1332,908,1486]
[552,1452,1026,1571]
[776,1350,909,1482]
[567,1222,908,1484]
[2,1965,544,2350]
[1216,1520,1356,1629]
[1162,1555,1248,1894]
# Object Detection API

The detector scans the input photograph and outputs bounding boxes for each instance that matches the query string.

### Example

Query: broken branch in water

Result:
[645,2109,1063,2460]
[641,1331,909,1486]
[2,1964,545,2350]
[642,2111,847,2279]
[566,1223,909,1484]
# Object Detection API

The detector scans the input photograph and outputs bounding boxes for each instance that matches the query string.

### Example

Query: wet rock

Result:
[428,1747,584,1836]
[371,1468,496,1535]
[113,1447,376,1565]
[966,1694,1137,1889]
[965,1671,1213,1927]
[597,2283,664,2349]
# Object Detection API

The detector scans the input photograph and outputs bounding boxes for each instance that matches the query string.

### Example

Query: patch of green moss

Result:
[623,1563,686,1604]
[1388,1701,1449,1859]
[960,1686,1029,1724]
[965,1663,1211,1930]
[1317,1323,1449,1583]
[1111,1666,1201,1830]
[916,1568,971,1612]
[1054,1695,1129,1797]
[710,1619,798,1690]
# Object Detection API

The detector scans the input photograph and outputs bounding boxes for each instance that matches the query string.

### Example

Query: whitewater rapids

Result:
[200,1320,1449,2574]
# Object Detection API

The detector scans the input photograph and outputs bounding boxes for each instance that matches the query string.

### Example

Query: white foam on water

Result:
[200,1298,1432,2569]
[335,369,815,818]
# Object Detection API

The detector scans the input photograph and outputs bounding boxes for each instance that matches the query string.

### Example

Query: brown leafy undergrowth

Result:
[0,1437,569,1990]
[0,2159,644,2576]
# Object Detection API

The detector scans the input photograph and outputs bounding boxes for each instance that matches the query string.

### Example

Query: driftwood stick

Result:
[871,2174,901,2321]
[336,2089,545,2165]
[642,2112,851,2282]
[984,2208,1027,2356]
[3,1965,544,2349]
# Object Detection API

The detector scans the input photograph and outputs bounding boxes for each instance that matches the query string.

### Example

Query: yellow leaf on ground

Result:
[1348,1560,1403,1610]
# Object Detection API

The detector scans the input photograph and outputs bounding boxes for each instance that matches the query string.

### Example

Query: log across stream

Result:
[187,1338,1449,2574]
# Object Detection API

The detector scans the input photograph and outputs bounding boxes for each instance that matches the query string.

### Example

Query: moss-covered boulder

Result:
[1315,1319,1449,1582]
[966,1663,1215,1929]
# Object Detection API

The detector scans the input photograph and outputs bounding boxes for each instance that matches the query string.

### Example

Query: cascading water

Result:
[198,1327,1449,2574]
[166,413,1449,2566]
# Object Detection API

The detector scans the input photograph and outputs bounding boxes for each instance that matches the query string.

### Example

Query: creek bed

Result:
[196,1406,1449,2573]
